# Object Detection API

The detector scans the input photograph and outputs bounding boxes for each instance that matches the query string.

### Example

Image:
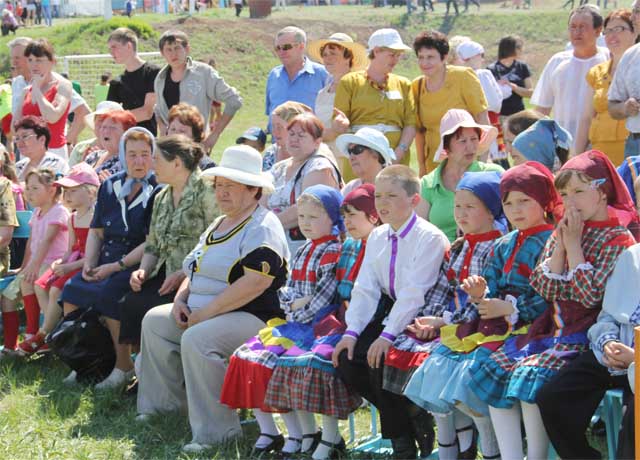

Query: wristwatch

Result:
[117,258,126,271]
[398,142,409,152]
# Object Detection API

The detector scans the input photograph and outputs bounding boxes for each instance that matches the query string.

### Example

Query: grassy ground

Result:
[0,3,612,458]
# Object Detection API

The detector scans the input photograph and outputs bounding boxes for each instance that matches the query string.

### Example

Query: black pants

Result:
[234,4,242,16]
[421,0,433,10]
[537,350,630,459]
[118,268,173,345]
[463,0,479,9]
[446,0,459,14]
[336,320,414,439]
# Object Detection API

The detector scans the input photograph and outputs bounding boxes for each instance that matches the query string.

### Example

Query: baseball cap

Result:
[236,127,267,145]
[54,162,100,188]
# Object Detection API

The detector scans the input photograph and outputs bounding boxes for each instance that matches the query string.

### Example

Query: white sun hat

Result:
[456,41,485,61]
[201,145,274,193]
[84,100,124,132]
[336,127,396,166]
[367,28,411,53]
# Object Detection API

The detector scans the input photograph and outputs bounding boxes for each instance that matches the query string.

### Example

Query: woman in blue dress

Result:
[60,127,160,389]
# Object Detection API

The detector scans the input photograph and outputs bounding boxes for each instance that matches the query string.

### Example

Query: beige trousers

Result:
[136,304,265,444]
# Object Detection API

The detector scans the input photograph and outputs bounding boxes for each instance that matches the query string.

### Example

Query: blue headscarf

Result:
[512,119,572,171]
[617,155,640,203]
[456,171,508,234]
[301,184,346,236]
[117,126,156,207]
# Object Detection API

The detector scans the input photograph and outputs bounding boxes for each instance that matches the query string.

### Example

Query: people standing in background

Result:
[94,72,111,106]
[41,0,51,26]
[106,27,160,134]
[233,0,242,16]
[488,36,533,118]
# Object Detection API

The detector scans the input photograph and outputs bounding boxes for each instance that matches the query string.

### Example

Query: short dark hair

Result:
[497,35,524,60]
[569,5,604,29]
[413,30,449,59]
[24,38,55,61]
[320,43,355,68]
[15,116,51,148]
[443,127,482,152]
[168,103,205,143]
[505,109,544,136]
[156,134,204,172]
[159,30,189,51]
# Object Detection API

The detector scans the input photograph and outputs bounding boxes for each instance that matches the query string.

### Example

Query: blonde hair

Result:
[297,193,324,208]
[272,101,313,123]
[375,165,420,196]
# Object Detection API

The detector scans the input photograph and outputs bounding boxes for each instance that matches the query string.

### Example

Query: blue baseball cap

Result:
[236,127,267,145]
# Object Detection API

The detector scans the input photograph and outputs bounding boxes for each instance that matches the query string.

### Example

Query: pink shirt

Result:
[29,203,70,266]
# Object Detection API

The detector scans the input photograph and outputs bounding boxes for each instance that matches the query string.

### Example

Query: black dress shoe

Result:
[313,437,346,459]
[251,433,285,458]
[390,435,417,459]
[300,430,322,454]
[409,409,435,458]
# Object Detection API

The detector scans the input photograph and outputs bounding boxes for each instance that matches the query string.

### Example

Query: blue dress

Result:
[60,172,159,320]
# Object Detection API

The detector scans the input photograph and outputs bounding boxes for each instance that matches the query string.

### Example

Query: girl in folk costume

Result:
[220,184,343,457]
[264,184,379,460]
[469,150,636,459]
[405,161,561,460]
[384,171,505,459]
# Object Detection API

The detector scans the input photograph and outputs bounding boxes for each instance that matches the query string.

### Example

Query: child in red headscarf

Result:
[470,151,636,460]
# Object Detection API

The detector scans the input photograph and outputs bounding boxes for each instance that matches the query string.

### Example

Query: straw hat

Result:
[201,145,274,192]
[434,109,498,162]
[336,127,396,166]
[307,33,368,71]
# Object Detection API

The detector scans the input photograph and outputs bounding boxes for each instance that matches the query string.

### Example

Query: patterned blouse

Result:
[0,177,18,275]
[144,170,219,278]
[278,235,341,324]
[84,150,122,178]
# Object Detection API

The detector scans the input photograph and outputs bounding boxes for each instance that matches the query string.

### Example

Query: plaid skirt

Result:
[382,332,441,395]
[264,340,361,419]
[404,343,494,416]
[470,334,589,409]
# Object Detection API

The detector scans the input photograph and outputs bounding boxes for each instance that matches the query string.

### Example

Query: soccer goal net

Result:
[60,51,165,109]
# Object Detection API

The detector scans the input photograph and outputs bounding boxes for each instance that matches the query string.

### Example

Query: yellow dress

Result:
[586,60,628,166]
[335,70,415,171]
[413,66,488,173]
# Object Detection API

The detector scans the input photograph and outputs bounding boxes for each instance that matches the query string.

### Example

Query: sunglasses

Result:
[275,43,296,52]
[348,145,369,156]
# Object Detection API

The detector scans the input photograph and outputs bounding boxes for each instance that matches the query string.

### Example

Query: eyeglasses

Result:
[15,133,37,143]
[603,26,631,35]
[348,145,369,156]
[275,43,296,52]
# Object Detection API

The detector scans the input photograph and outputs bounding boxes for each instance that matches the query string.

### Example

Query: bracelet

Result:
[117,258,126,271]
[398,142,409,152]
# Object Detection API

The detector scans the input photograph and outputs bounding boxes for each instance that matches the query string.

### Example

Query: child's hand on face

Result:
[477,298,515,320]
[461,275,487,301]
[406,316,445,340]
[558,208,584,247]
[603,341,635,370]
[291,295,312,311]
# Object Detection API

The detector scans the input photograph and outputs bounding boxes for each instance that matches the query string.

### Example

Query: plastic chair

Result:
[603,388,624,460]
[14,210,32,239]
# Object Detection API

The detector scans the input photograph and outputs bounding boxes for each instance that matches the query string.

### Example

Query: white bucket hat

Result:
[434,109,498,162]
[307,33,368,71]
[336,127,396,166]
[456,41,485,61]
[84,100,124,132]
[201,145,274,193]
[367,28,411,53]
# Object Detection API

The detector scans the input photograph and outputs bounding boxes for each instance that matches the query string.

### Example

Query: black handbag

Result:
[46,308,116,384]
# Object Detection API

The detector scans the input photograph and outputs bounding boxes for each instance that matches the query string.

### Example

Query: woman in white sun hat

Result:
[307,32,367,180]
[336,127,395,196]
[68,100,123,166]
[335,28,416,169]
[420,108,502,242]
[136,144,289,454]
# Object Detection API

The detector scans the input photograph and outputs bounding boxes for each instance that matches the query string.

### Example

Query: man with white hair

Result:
[531,5,608,150]
[264,26,329,133]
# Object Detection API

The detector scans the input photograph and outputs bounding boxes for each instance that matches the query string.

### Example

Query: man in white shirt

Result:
[531,5,608,151]
[332,165,448,459]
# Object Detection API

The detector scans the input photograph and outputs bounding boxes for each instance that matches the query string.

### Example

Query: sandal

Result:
[300,430,322,454]
[16,332,46,356]
[314,437,346,460]
[251,433,285,457]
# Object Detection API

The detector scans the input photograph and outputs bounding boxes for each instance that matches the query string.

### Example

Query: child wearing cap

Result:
[264,184,379,460]
[236,127,267,153]
[14,168,70,355]
[221,184,344,457]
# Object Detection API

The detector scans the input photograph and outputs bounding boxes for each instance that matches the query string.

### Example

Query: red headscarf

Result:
[560,150,639,231]
[343,183,378,221]
[500,161,563,221]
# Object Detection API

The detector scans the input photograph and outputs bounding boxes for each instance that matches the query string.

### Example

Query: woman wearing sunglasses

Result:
[336,127,395,196]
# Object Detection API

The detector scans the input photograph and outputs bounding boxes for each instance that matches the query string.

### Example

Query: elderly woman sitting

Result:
[68,101,123,166]
[60,127,160,389]
[136,145,289,454]
[119,134,219,348]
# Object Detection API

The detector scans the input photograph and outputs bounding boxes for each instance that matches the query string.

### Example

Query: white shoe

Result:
[182,442,212,453]
[135,414,151,422]
[95,368,134,390]
[63,370,78,385]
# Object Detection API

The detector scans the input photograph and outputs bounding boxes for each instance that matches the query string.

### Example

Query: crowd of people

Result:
[1,2,640,459]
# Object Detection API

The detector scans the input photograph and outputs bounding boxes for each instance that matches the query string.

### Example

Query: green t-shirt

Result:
[94,84,109,105]
[421,160,504,242]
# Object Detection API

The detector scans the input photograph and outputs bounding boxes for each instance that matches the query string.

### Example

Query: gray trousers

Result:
[137,304,266,444]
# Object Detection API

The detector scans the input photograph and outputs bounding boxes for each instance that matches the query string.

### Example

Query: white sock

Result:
[281,411,303,453]
[253,409,280,449]
[433,413,458,460]
[312,415,341,460]
[489,404,523,459]
[297,410,318,451]
[454,409,475,452]
[521,402,549,460]
[470,414,500,459]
